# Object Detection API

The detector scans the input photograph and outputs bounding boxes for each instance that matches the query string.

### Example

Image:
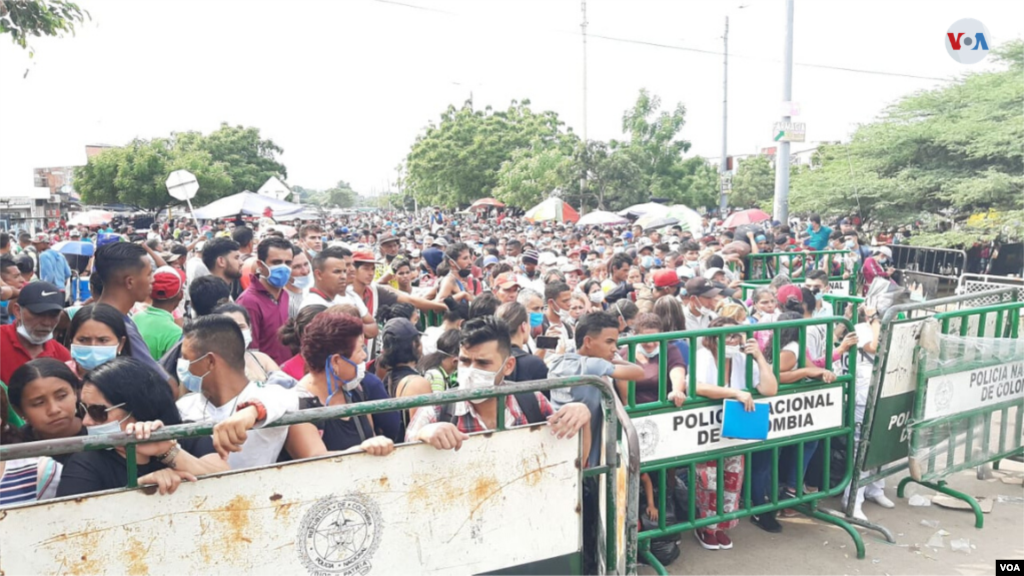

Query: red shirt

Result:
[0,324,72,384]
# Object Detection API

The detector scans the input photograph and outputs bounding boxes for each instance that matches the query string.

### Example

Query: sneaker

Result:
[751,513,783,533]
[714,531,733,549]
[867,493,895,508]
[851,506,868,522]
[694,529,719,550]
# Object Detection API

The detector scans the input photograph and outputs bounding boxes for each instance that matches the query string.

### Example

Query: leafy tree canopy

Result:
[75,123,285,210]
[1,0,89,56]
[790,40,1023,228]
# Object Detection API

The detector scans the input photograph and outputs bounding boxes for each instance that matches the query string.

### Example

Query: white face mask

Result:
[241,329,253,350]
[17,321,53,345]
[589,291,605,304]
[724,345,742,357]
[292,273,313,289]
[638,347,659,358]
[458,366,501,404]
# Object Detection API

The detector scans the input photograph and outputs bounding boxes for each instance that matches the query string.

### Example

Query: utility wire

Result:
[372,0,951,82]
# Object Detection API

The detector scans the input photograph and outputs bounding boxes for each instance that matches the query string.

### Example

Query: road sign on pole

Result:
[165,169,201,228]
[773,121,806,142]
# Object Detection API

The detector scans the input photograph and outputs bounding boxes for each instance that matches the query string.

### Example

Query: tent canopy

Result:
[524,197,580,224]
[192,191,304,220]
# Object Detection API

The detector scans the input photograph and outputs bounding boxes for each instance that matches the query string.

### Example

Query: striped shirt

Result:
[0,459,42,507]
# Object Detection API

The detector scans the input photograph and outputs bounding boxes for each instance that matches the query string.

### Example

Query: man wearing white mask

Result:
[406,316,591,455]
[682,278,720,331]
[0,281,71,383]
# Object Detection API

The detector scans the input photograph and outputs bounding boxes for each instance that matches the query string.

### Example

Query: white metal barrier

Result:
[0,426,581,576]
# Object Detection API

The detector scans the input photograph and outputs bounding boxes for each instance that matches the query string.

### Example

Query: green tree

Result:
[493,145,576,209]
[75,124,281,210]
[729,155,775,209]
[1,0,89,56]
[790,40,1023,225]
[405,100,574,208]
[612,89,696,205]
[560,140,644,211]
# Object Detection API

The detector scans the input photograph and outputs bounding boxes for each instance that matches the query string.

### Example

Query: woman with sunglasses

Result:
[7,358,86,448]
[1,387,61,506]
[57,357,229,497]
[65,303,132,378]
[280,313,394,460]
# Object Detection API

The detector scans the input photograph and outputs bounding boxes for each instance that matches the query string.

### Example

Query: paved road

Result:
[641,459,1024,575]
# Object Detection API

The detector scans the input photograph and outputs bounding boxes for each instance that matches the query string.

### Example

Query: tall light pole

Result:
[718,15,730,215]
[580,0,589,213]
[772,0,795,224]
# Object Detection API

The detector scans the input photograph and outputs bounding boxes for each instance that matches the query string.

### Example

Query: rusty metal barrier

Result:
[0,377,640,575]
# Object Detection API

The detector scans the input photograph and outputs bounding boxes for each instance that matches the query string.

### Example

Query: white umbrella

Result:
[617,202,665,218]
[577,210,629,226]
[192,191,304,219]
[68,210,114,226]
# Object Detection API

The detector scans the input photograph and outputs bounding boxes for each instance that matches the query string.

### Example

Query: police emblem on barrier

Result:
[636,419,659,459]
[934,380,954,413]
[297,494,383,575]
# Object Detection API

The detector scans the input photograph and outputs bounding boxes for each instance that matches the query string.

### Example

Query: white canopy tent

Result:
[192,191,304,220]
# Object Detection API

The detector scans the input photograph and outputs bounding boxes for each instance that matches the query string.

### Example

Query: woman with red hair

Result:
[280,313,394,460]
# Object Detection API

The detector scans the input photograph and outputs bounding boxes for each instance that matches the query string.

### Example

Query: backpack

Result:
[436,392,546,426]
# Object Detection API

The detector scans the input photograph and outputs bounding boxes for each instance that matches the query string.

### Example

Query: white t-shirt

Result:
[185,257,210,291]
[176,381,299,470]
[852,322,876,404]
[299,289,369,318]
[683,306,716,331]
[694,347,760,391]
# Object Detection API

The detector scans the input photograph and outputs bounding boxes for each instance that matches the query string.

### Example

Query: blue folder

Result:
[721,399,770,440]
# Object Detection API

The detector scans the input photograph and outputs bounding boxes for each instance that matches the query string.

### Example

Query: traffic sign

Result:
[773,121,806,142]
[166,169,199,201]
[166,169,201,227]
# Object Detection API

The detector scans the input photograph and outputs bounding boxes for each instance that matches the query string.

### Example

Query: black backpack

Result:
[436,392,546,426]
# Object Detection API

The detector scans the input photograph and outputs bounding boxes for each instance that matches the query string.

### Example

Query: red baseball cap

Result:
[776,284,803,307]
[494,272,520,289]
[151,266,185,300]
[352,250,377,264]
[652,269,680,289]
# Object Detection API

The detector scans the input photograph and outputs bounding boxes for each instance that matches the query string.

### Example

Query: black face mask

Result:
[458,268,472,279]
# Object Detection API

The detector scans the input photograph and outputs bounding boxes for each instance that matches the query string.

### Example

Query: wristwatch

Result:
[156,442,181,469]
[236,399,268,424]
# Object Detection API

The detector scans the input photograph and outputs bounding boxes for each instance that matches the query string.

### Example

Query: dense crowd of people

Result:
[0,207,902,557]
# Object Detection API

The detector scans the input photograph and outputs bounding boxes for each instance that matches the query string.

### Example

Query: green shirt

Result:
[1,381,25,428]
[132,306,182,361]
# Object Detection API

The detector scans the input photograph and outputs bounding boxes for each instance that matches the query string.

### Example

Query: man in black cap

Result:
[0,281,71,383]
[682,278,720,330]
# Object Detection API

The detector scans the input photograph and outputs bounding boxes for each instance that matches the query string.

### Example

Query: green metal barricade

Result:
[418,309,445,331]
[895,301,1024,528]
[843,288,1021,541]
[618,310,863,573]
[737,250,860,296]
[0,377,640,575]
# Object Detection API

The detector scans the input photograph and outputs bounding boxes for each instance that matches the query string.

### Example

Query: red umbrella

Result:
[722,208,771,228]
[470,198,505,209]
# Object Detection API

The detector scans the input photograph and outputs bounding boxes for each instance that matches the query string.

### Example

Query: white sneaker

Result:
[851,506,868,522]
[867,493,895,509]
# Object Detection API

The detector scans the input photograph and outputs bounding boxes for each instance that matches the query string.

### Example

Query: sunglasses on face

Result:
[78,401,126,423]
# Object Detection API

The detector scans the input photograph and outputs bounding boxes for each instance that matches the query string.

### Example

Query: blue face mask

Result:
[529,311,545,328]
[292,274,313,289]
[325,354,364,405]
[87,416,131,436]
[71,344,119,371]
[262,261,292,288]
[177,353,210,394]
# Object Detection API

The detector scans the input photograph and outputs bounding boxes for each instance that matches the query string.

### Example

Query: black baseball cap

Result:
[383,318,422,340]
[684,277,722,298]
[18,281,65,313]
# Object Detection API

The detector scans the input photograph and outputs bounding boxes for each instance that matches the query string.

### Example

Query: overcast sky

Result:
[1,0,1021,198]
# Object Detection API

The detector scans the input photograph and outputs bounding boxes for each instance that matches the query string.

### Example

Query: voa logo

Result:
[946,18,991,64]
